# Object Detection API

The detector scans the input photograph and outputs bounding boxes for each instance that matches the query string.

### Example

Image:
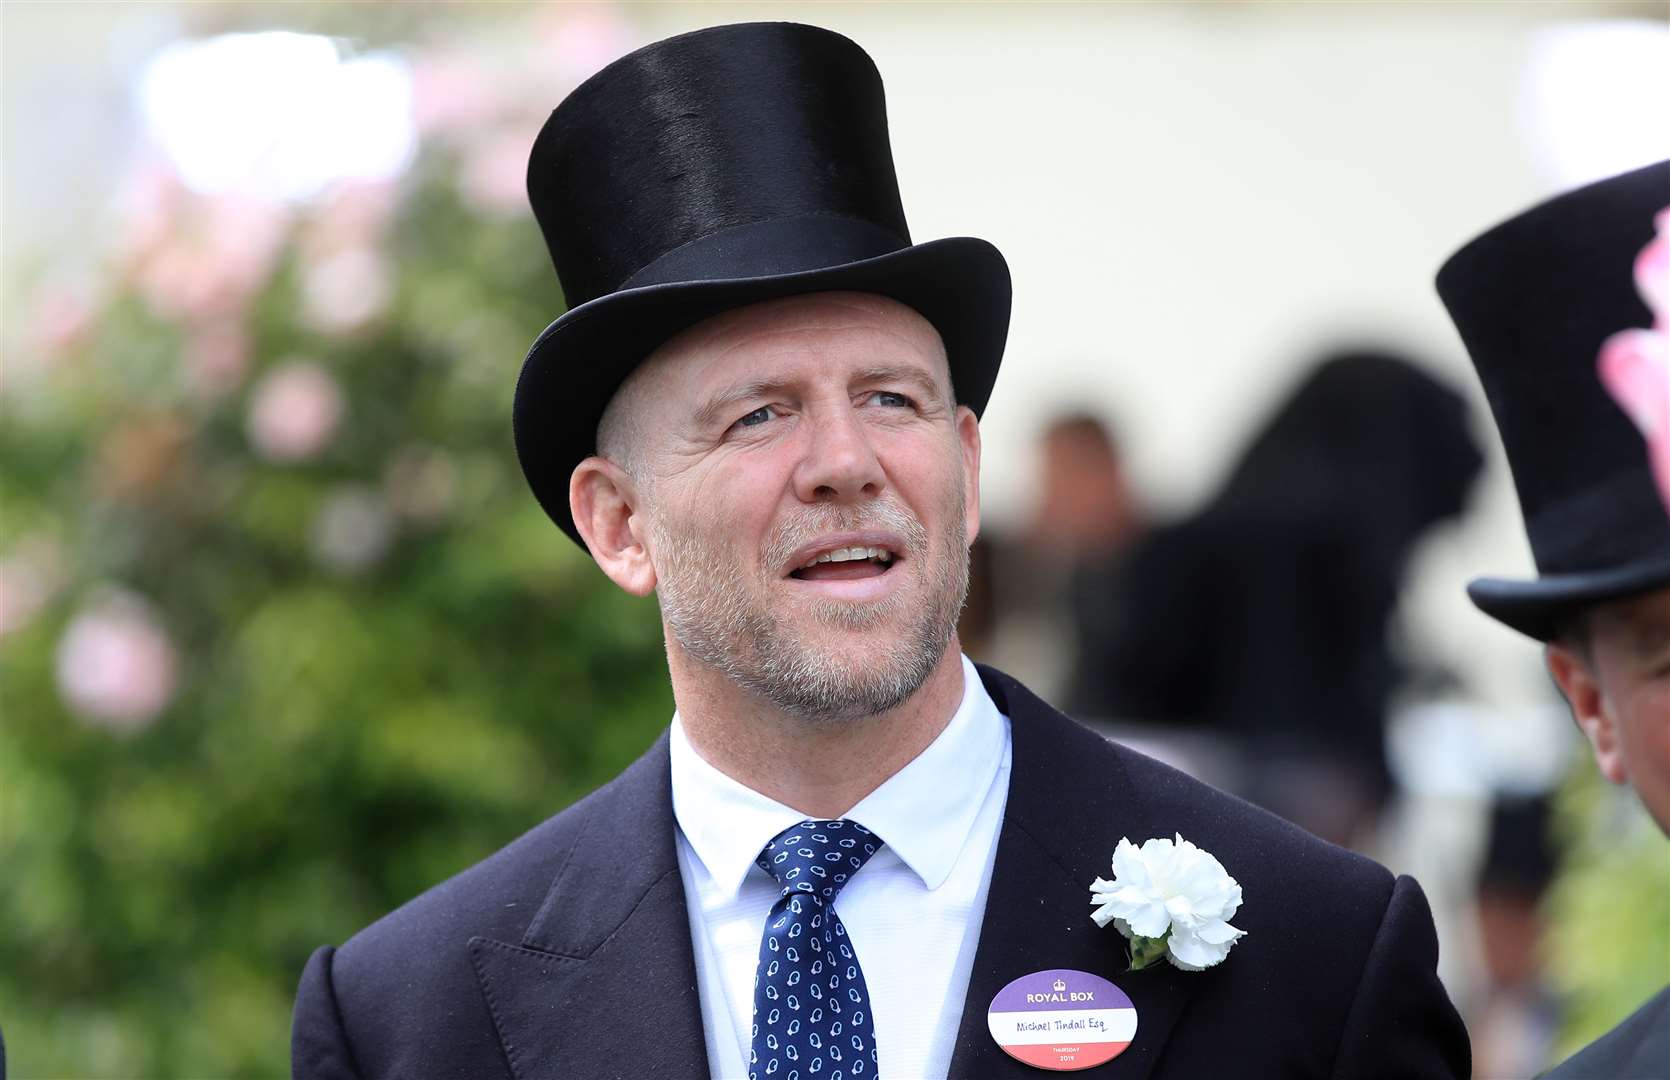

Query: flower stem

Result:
[1127,932,1170,971]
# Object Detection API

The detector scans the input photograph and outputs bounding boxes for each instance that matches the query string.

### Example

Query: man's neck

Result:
[669,641,969,819]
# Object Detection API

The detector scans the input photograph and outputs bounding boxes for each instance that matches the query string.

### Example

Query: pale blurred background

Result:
[2,2,1667,1076]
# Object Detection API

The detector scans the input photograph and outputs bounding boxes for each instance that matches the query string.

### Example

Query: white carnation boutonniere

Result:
[1089,834,1246,972]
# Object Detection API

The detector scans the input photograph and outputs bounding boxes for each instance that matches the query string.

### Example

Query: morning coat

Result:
[1540,986,1669,1080]
[292,666,1469,1078]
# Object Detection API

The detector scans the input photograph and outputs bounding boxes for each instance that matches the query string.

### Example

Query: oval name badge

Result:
[986,968,1137,1071]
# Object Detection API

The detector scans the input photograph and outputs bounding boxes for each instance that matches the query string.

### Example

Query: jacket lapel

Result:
[469,736,712,1080]
[948,667,1195,1079]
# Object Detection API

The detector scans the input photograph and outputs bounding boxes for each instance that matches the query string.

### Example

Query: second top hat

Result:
[1437,159,1670,640]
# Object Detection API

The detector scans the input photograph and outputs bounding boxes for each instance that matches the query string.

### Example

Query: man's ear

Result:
[955,404,982,546]
[1547,643,1627,784]
[570,457,657,597]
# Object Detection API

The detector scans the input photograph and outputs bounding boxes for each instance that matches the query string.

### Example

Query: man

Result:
[1079,351,1480,847]
[293,23,1467,1078]
[1437,158,1670,1080]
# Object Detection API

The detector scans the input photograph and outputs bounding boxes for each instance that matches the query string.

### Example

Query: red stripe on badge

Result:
[1005,1042,1133,1070]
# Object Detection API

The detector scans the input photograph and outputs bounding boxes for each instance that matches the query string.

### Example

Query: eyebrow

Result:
[692,378,790,431]
[690,365,949,431]
[852,364,947,405]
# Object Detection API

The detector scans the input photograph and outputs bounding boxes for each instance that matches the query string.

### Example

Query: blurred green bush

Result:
[0,15,671,1073]
[1546,761,1670,1061]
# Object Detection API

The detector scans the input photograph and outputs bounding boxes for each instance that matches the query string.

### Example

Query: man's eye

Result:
[872,391,912,408]
[734,406,773,429]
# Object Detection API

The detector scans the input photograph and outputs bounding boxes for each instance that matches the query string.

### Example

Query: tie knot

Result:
[756,818,882,902]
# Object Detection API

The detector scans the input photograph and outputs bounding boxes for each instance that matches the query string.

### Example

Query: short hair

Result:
[594,366,652,484]
[1552,606,1594,663]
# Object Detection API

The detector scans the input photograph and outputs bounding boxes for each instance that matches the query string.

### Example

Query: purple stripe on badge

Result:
[988,968,1133,1013]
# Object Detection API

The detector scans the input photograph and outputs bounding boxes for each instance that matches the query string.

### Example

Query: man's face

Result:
[600,292,981,723]
[1548,585,1670,834]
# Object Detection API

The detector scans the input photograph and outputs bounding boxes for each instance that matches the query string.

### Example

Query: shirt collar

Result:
[670,654,1008,899]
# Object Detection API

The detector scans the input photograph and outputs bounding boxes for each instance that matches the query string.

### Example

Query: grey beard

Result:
[650,496,969,724]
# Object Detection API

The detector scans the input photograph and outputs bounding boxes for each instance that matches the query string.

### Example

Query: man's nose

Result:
[792,406,885,504]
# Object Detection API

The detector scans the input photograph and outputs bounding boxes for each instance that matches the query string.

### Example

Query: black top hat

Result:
[1437,159,1670,640]
[514,22,1012,543]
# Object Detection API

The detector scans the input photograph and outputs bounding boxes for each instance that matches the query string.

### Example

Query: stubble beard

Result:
[650,493,969,724]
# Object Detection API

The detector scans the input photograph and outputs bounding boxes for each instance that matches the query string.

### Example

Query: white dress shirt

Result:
[670,654,1013,1080]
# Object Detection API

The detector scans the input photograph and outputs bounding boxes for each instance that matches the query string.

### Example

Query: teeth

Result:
[800,545,893,569]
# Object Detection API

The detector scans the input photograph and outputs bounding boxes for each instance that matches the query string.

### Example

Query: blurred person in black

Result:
[1028,413,1145,562]
[1082,351,1482,846]
[1470,795,1561,1078]
[1036,414,1148,701]
[964,412,1145,697]
[1437,158,1670,1080]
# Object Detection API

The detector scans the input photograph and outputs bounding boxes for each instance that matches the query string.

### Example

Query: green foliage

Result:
[1545,761,1670,1060]
[0,148,670,1076]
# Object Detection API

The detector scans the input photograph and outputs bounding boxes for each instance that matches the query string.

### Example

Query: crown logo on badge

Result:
[1052,978,1067,993]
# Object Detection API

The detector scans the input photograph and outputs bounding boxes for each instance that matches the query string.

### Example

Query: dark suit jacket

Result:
[293,666,1468,1079]
[1541,986,1669,1080]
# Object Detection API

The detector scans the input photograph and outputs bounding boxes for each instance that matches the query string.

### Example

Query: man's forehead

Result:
[619,291,951,409]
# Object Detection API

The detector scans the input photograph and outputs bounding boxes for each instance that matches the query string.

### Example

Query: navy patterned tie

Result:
[751,819,883,1080]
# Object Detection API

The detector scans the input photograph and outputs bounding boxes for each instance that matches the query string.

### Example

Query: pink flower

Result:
[55,590,179,732]
[29,280,97,359]
[303,181,398,252]
[409,55,504,137]
[460,125,540,218]
[1599,206,1670,510]
[300,245,392,334]
[183,319,251,400]
[114,159,186,265]
[0,535,66,636]
[538,6,636,83]
[6,279,96,393]
[132,193,290,326]
[246,360,345,462]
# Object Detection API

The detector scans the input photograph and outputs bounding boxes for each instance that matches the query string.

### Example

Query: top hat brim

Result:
[1468,550,1670,641]
[512,235,1011,545]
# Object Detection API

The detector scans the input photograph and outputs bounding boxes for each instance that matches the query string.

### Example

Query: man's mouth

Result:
[789,545,898,581]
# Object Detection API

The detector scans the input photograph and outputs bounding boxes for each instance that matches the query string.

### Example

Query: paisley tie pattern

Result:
[751,819,883,1080]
